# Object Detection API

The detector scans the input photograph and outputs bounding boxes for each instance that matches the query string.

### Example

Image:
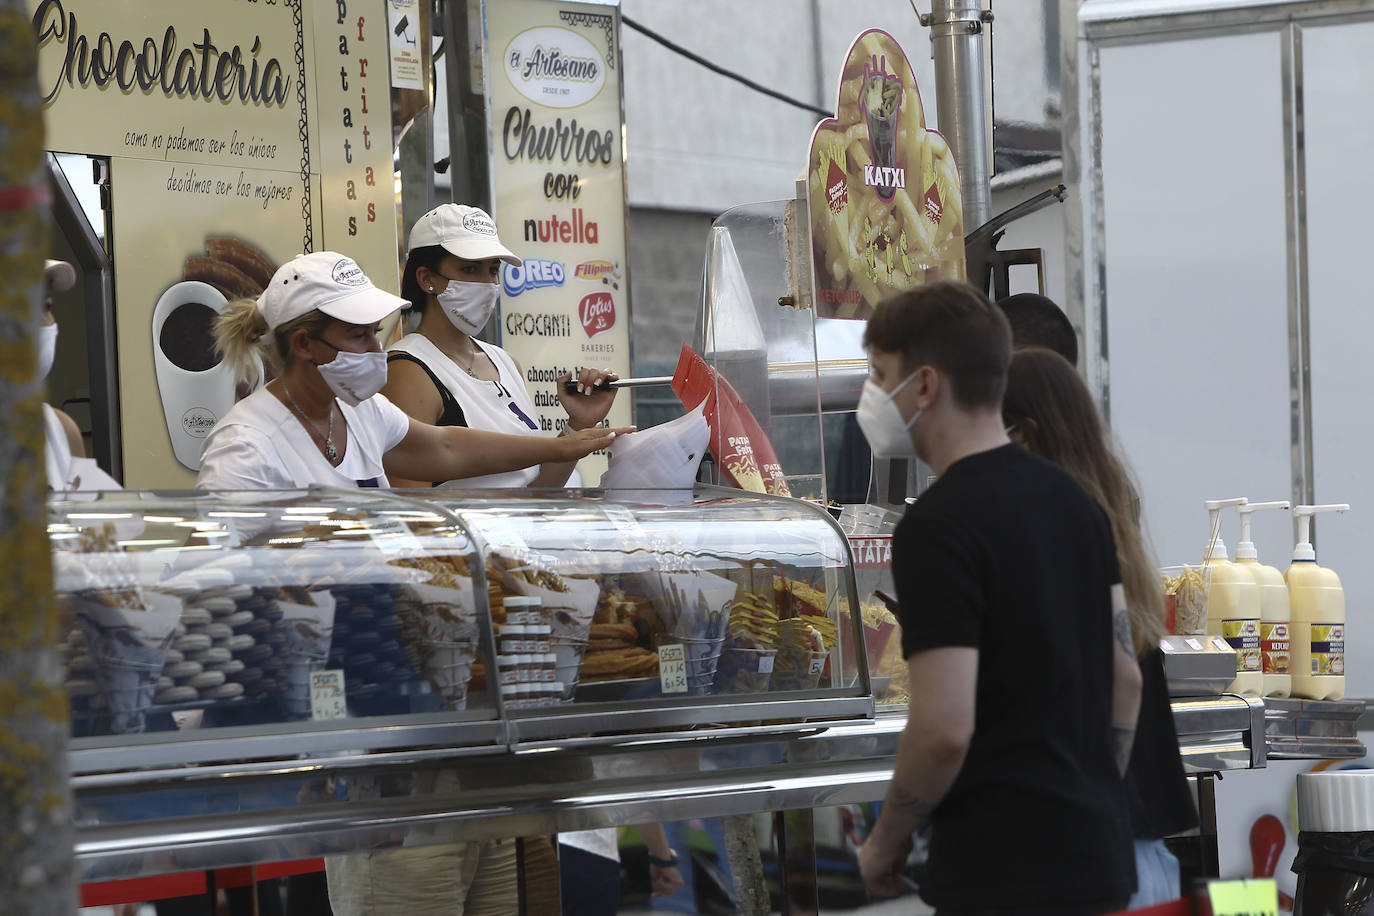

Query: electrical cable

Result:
[621,15,831,119]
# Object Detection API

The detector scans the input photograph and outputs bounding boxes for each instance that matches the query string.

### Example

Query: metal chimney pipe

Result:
[926,0,993,232]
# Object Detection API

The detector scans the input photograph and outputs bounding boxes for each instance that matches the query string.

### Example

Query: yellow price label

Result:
[1208,878,1278,916]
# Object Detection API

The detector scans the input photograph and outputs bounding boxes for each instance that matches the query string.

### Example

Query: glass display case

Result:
[51,484,872,772]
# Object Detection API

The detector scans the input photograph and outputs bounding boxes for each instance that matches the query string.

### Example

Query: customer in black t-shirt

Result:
[1003,346,1198,907]
[855,282,1141,914]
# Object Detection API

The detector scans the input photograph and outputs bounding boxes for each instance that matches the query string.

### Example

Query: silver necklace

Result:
[283,381,338,461]
[450,342,484,378]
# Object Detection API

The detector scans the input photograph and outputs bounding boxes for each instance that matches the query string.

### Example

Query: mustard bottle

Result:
[1235,500,1292,698]
[1287,504,1350,701]
[1203,498,1261,696]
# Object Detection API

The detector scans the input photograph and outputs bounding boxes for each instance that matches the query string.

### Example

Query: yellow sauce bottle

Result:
[1287,504,1350,701]
[1235,500,1292,698]
[1203,498,1261,696]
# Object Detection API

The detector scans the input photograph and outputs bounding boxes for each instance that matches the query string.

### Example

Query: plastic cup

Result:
[418,638,478,711]
[282,650,330,719]
[550,634,590,701]
[715,646,777,694]
[772,647,828,691]
[1160,564,1211,636]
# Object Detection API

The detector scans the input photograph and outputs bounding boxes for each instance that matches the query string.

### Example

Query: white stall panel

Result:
[1099,33,1292,572]
[1300,20,1374,698]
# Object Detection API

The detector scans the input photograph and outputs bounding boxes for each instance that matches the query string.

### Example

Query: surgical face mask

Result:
[36,323,58,380]
[435,279,499,337]
[312,340,388,406]
[855,369,921,457]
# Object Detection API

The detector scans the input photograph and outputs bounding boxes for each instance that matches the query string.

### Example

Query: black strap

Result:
[387,352,467,429]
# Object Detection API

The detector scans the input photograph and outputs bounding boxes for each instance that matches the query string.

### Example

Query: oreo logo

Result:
[462,211,497,235]
[331,258,367,286]
[182,407,217,438]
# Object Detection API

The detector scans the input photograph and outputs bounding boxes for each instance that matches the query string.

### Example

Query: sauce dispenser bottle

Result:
[1203,498,1262,696]
[1287,504,1350,700]
[1235,500,1292,698]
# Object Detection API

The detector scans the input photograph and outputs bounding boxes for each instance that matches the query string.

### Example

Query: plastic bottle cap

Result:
[1205,538,1230,561]
[1235,542,1258,560]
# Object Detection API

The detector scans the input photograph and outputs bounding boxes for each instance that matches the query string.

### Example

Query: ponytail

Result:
[214,297,270,387]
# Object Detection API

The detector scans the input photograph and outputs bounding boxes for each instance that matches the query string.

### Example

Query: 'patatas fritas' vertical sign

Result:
[31,0,396,487]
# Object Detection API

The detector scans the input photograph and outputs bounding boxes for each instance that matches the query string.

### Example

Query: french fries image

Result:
[809,32,966,319]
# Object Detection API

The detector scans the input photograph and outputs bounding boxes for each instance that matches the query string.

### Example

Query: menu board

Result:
[32,0,397,486]
[485,0,631,484]
[806,29,966,320]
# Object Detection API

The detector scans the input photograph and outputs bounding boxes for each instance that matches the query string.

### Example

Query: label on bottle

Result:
[1259,622,1290,675]
[1221,618,1261,672]
[1310,624,1345,676]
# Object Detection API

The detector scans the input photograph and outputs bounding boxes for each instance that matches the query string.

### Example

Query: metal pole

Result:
[926,0,993,232]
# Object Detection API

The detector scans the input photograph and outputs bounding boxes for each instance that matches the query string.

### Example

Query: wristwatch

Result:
[647,851,677,868]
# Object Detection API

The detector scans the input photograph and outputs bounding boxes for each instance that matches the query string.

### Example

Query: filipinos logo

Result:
[502,258,565,297]
[504,27,606,109]
[578,291,615,339]
[574,259,617,281]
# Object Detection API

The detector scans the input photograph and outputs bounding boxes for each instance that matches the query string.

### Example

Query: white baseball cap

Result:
[256,252,406,331]
[45,259,75,292]
[409,204,521,266]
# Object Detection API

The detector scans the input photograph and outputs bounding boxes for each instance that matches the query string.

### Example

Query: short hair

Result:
[996,293,1078,366]
[863,280,1012,410]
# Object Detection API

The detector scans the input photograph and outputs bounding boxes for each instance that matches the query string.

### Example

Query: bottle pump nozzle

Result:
[1236,501,1290,560]
[1292,504,1351,562]
[1204,498,1248,561]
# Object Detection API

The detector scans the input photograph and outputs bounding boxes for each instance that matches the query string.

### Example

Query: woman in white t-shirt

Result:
[380,204,618,488]
[197,251,625,490]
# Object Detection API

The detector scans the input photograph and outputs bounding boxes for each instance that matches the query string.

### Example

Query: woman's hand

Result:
[557,367,618,431]
[554,424,635,461]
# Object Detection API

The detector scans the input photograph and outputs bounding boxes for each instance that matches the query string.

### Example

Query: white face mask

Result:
[856,369,922,457]
[36,323,58,380]
[435,280,499,337]
[314,346,388,406]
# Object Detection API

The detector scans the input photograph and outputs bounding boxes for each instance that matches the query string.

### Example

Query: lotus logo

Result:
[181,407,217,438]
[578,292,615,339]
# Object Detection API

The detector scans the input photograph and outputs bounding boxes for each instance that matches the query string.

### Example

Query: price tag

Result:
[658,644,687,694]
[808,656,826,676]
[362,516,424,556]
[758,655,774,674]
[309,669,348,720]
[1208,878,1277,916]
[1185,638,1203,651]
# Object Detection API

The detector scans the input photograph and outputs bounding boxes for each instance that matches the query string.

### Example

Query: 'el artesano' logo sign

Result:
[504,26,605,108]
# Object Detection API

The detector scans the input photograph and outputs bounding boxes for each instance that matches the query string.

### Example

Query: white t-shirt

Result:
[197,387,412,490]
[389,333,549,489]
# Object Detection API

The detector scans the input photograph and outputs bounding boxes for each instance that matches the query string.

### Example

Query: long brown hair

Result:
[1002,347,1165,655]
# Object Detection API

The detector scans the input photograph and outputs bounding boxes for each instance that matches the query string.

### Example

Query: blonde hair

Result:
[214,298,334,386]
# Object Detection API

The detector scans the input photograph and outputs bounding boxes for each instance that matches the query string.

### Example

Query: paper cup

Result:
[397,582,480,710]
[716,645,777,694]
[772,647,827,691]
[75,590,183,733]
[278,594,336,719]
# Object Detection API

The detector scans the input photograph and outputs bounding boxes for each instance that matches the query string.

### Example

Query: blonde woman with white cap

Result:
[381,204,619,488]
[198,250,627,490]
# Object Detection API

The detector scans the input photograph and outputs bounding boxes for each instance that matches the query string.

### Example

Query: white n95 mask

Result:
[316,349,388,406]
[36,323,58,380]
[855,370,921,457]
[436,281,499,337]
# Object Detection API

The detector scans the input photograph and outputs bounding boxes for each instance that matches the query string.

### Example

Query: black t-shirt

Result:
[893,443,1135,910]
[1127,649,1198,838]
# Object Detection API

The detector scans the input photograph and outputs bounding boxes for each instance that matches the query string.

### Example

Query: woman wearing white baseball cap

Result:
[197,250,628,490]
[381,203,619,488]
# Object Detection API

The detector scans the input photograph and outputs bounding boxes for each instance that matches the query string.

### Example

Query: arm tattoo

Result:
[1112,725,1135,777]
[1113,608,1134,656]
[884,783,936,825]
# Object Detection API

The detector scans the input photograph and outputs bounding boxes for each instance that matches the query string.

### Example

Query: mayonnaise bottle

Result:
[1287,504,1350,701]
[1203,498,1261,696]
[1235,500,1292,698]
